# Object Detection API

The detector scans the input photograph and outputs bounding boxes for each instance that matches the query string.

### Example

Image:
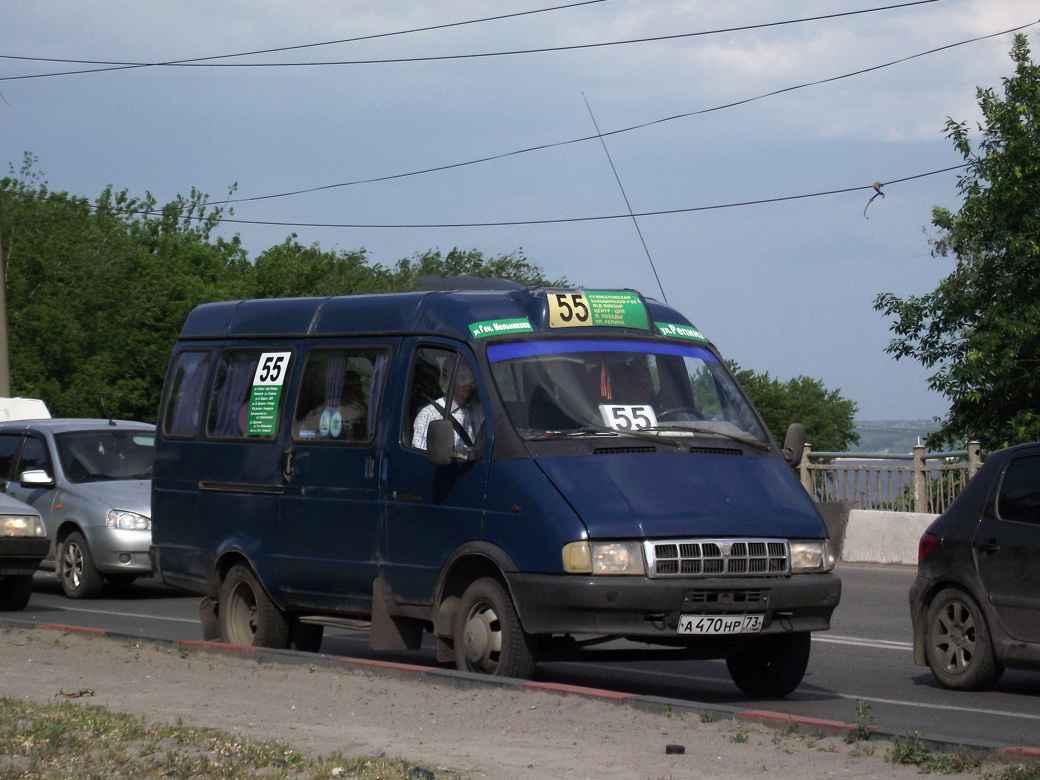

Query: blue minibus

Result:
[150,283,840,695]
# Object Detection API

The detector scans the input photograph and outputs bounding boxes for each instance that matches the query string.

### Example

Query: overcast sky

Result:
[3,1,1037,425]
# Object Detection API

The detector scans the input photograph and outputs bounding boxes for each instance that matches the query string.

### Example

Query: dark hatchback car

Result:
[911,441,1040,690]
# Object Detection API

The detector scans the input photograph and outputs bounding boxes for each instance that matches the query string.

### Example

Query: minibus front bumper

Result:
[506,571,841,638]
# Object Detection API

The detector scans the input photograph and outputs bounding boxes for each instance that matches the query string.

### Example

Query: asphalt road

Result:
[10,563,1040,749]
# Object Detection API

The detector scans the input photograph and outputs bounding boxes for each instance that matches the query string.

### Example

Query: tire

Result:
[726,632,812,697]
[454,577,536,679]
[289,620,324,653]
[0,575,34,611]
[59,532,103,599]
[924,587,1003,691]
[219,564,290,649]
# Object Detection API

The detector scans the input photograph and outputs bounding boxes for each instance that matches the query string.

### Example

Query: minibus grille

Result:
[644,539,790,578]
[593,446,658,455]
[688,446,742,456]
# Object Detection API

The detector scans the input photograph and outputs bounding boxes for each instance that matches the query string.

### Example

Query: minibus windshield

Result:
[486,339,768,445]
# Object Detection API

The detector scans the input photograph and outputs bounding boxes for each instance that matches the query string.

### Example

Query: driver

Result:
[412,361,485,451]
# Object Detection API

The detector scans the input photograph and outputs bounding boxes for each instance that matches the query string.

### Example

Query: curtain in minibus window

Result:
[162,351,211,438]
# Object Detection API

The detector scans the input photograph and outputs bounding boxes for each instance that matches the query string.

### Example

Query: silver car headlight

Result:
[561,541,646,575]
[790,540,834,573]
[106,510,151,531]
[1,514,46,537]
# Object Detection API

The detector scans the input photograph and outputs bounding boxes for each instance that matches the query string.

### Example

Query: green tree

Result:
[730,364,860,452]
[1,155,249,421]
[386,247,564,290]
[249,237,382,298]
[874,35,1040,450]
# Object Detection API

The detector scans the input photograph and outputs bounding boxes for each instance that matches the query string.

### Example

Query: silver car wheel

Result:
[58,532,103,599]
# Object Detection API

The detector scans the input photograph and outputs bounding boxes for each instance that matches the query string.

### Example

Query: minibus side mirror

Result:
[782,423,806,468]
[426,419,457,467]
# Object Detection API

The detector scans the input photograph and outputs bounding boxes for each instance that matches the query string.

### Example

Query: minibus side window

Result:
[206,349,291,440]
[292,348,389,444]
[405,347,485,452]
[162,350,212,439]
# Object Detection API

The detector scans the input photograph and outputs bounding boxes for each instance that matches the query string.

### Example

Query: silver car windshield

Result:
[55,431,155,482]
[486,339,768,443]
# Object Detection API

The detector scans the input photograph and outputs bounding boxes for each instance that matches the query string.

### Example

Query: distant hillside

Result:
[849,420,940,454]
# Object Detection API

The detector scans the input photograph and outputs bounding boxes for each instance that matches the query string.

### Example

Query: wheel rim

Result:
[61,542,84,592]
[461,600,502,674]
[226,581,259,646]
[931,599,977,675]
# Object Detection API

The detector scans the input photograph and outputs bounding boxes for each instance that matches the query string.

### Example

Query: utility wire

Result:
[0,0,610,79]
[20,163,962,230]
[197,18,1035,208]
[583,92,667,303]
[1,0,943,80]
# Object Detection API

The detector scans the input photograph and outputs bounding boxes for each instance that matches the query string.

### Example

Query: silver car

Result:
[0,419,154,598]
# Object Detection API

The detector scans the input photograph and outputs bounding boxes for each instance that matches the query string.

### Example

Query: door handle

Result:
[976,539,1000,555]
[281,448,296,481]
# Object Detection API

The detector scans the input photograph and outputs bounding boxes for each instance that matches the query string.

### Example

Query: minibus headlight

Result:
[106,510,151,531]
[562,541,646,575]
[1,514,45,537]
[790,540,834,573]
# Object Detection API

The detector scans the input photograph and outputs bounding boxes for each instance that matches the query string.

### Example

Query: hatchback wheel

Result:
[924,587,1003,691]
[59,532,103,599]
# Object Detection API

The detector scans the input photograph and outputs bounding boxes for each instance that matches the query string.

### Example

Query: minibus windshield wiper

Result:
[528,425,682,450]
[646,421,771,451]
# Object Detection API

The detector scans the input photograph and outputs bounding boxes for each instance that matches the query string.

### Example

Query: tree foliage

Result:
[0,155,557,422]
[730,364,860,453]
[874,35,1040,450]
[3,155,856,447]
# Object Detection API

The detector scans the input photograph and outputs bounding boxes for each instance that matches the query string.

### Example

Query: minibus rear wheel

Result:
[220,564,290,649]
[725,631,811,697]
[454,577,536,679]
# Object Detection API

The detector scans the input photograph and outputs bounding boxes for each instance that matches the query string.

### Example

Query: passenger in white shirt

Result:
[412,362,485,451]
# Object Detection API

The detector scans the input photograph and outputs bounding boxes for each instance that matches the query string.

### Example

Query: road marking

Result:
[815,634,912,651]
[46,606,198,624]
[824,693,1040,722]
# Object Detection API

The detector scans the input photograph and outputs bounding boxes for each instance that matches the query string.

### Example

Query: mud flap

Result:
[369,579,423,652]
[199,596,220,641]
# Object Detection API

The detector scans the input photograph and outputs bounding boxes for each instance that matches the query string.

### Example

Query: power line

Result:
[198,19,1035,208]
[26,162,961,231]
[0,0,610,79]
[1,0,943,81]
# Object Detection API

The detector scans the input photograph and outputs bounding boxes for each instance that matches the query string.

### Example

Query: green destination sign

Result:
[547,290,648,330]
[469,318,535,339]
[656,322,708,342]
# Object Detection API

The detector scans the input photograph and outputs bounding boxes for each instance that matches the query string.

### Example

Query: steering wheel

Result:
[655,406,703,421]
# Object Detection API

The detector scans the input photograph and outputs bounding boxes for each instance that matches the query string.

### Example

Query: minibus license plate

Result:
[677,614,763,635]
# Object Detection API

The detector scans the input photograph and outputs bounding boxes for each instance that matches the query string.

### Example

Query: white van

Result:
[0,398,51,422]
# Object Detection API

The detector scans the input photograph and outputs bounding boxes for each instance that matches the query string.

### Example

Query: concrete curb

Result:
[5,619,1037,761]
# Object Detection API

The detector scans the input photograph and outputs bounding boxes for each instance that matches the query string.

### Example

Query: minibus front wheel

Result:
[725,631,811,697]
[220,564,290,649]
[454,577,537,679]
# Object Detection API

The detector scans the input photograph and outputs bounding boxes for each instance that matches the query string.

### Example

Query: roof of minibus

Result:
[177,288,708,345]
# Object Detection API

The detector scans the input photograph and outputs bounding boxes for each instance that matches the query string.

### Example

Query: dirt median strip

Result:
[0,620,1035,780]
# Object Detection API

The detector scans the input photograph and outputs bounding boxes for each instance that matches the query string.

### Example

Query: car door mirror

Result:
[782,423,806,468]
[20,469,55,488]
[426,418,457,467]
